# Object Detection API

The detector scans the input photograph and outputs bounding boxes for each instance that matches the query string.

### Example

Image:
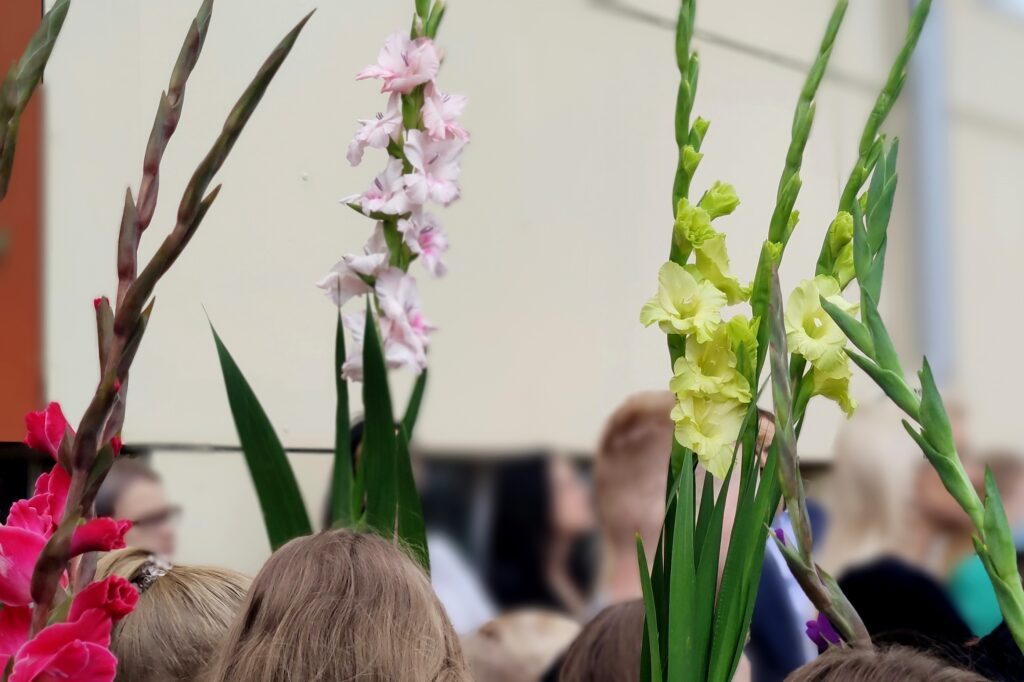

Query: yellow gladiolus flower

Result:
[811,361,857,417]
[672,394,746,478]
[699,181,740,220]
[669,327,751,403]
[725,314,759,371]
[673,199,717,255]
[641,262,727,342]
[692,235,750,305]
[784,275,857,374]
[825,212,855,287]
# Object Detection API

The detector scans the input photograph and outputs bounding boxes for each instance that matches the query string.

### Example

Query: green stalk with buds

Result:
[0,0,71,199]
[28,0,312,633]
[822,149,1024,649]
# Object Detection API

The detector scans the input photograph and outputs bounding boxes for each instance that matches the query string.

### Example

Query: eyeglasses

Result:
[131,505,183,529]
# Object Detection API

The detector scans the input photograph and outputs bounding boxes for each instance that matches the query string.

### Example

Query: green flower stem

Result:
[0,0,71,200]
[815,0,931,276]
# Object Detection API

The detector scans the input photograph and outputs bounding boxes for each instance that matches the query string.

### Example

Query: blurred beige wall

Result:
[37,0,1024,571]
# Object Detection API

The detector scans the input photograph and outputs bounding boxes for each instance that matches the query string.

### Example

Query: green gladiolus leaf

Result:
[860,290,902,376]
[361,308,399,535]
[396,426,429,571]
[332,313,353,527]
[847,349,919,420]
[403,370,428,437]
[637,536,664,681]
[982,467,1016,579]
[668,451,697,680]
[918,358,955,457]
[211,323,312,549]
[820,296,874,358]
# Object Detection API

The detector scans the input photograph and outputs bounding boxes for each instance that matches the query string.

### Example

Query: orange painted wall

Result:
[0,2,44,439]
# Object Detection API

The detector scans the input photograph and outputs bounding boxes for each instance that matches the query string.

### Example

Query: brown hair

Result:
[595,392,675,552]
[96,548,250,682]
[208,529,470,682]
[784,646,988,682]
[95,458,161,519]
[558,600,644,682]
[461,609,580,682]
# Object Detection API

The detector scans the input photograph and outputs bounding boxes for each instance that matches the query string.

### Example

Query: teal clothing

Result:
[948,554,1002,637]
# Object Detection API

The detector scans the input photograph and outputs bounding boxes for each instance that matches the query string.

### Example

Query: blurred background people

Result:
[484,456,597,618]
[783,645,988,682]
[97,548,250,682]
[591,391,673,610]
[461,610,580,682]
[96,457,181,559]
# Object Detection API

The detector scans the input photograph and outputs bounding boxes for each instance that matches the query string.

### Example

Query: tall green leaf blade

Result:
[210,323,311,549]
[361,308,398,534]
[402,370,428,436]
[667,451,696,681]
[331,313,352,527]
[638,536,664,681]
[396,426,429,571]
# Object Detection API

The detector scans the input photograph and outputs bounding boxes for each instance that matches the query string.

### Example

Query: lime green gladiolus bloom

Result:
[641,262,727,342]
[725,314,759,371]
[699,181,740,220]
[674,199,717,255]
[672,394,746,479]
[692,234,750,305]
[825,211,855,287]
[669,327,752,403]
[811,361,857,417]
[784,275,857,373]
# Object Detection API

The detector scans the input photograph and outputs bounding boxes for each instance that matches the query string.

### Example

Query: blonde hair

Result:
[208,529,470,682]
[96,548,250,682]
[819,399,923,575]
[785,646,987,681]
[460,609,580,682]
[595,391,676,552]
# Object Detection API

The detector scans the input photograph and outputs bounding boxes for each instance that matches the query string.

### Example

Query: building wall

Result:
[38,0,1023,572]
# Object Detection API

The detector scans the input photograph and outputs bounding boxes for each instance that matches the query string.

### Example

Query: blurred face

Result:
[114,479,179,558]
[549,458,595,538]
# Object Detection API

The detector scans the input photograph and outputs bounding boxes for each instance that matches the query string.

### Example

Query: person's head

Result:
[96,458,179,558]
[96,548,249,682]
[595,392,674,555]
[487,455,596,612]
[819,399,925,575]
[209,528,470,681]
[558,600,644,682]
[460,610,580,682]
[784,645,987,681]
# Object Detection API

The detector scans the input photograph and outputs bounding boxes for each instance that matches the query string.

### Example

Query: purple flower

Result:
[774,527,786,545]
[805,612,841,654]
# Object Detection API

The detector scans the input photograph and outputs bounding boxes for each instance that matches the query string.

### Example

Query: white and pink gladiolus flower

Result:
[356,32,440,94]
[347,93,403,166]
[403,130,464,206]
[399,212,449,277]
[422,84,469,141]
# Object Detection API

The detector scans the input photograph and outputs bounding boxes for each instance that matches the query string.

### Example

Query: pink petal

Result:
[69,519,131,558]
[0,526,47,607]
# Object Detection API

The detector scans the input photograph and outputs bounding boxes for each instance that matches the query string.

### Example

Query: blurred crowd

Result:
[81,391,1024,681]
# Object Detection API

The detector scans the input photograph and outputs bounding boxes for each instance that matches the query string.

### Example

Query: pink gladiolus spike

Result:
[33,465,71,534]
[9,609,116,682]
[0,526,47,607]
[69,519,131,557]
[67,576,138,624]
[355,32,439,94]
[403,131,464,207]
[23,403,70,460]
[422,84,469,141]
[0,606,31,662]
[110,437,123,457]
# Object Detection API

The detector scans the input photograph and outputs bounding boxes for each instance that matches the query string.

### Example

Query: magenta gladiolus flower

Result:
[8,609,116,682]
[774,528,786,545]
[805,612,841,653]
[66,576,138,624]
[347,93,403,166]
[356,32,440,94]
[422,84,469,141]
[23,403,69,460]
[68,519,131,557]
[398,212,449,277]
[403,130,464,206]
